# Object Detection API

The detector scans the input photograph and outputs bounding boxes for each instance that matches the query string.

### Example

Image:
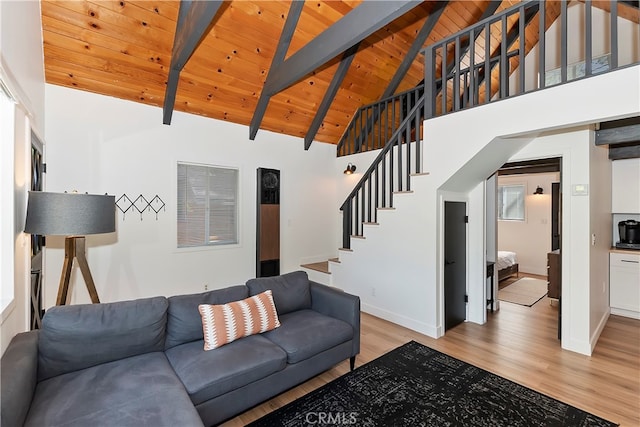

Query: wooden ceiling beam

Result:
[249,0,305,140]
[163,0,224,125]
[382,1,448,100]
[263,1,421,98]
[304,43,360,150]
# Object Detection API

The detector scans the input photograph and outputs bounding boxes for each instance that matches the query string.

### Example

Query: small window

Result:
[498,184,525,221]
[177,163,239,248]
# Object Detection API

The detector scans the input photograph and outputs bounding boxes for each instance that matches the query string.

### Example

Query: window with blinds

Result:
[177,163,239,248]
[498,184,525,221]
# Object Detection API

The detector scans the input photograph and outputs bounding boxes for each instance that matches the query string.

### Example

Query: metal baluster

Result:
[485,23,491,104]
[501,14,508,98]
[442,43,447,114]
[539,0,545,89]
[519,5,525,94]
[469,28,475,107]
[561,0,567,83]
[585,0,592,77]
[454,36,461,111]
[610,0,618,69]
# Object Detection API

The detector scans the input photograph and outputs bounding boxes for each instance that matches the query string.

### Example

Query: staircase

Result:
[303,1,639,339]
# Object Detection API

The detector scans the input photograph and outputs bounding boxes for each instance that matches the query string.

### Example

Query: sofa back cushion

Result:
[165,285,248,349]
[38,297,168,381]
[246,271,311,315]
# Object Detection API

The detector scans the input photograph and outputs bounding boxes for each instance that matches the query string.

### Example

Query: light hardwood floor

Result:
[222,291,640,426]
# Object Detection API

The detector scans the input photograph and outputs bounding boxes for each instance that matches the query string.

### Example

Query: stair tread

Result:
[351,235,365,239]
[363,222,379,225]
[300,261,331,274]
[393,190,414,194]
[338,247,353,252]
[328,257,341,263]
[410,172,430,176]
[377,207,396,210]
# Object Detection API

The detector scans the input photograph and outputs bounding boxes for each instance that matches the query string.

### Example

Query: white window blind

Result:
[498,184,525,221]
[177,163,238,248]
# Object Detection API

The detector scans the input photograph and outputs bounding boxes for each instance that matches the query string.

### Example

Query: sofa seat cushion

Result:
[263,309,354,364]
[24,352,203,427]
[165,334,287,405]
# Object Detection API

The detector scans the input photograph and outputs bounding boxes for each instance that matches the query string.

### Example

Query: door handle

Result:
[445,260,456,265]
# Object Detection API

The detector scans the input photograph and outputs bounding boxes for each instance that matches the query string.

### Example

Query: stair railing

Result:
[337,85,424,157]
[340,94,425,249]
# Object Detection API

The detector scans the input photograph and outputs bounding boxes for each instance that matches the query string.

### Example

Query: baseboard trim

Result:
[361,302,438,338]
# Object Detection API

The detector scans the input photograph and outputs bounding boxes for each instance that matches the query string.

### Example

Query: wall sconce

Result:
[533,186,544,195]
[343,163,356,175]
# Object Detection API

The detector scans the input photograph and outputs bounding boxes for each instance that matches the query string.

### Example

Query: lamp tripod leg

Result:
[56,237,75,305]
[56,237,101,305]
[75,238,100,304]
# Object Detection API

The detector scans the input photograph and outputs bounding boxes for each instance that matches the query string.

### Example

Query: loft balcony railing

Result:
[423,0,637,119]
[339,0,638,249]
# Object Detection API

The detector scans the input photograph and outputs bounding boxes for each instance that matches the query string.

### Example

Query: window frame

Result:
[497,183,526,222]
[176,161,240,250]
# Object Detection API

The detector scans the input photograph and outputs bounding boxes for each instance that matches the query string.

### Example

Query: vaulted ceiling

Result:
[39,1,635,147]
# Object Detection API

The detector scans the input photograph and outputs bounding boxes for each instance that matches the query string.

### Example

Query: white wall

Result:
[498,172,560,276]
[0,0,45,356]
[589,133,612,349]
[43,85,339,307]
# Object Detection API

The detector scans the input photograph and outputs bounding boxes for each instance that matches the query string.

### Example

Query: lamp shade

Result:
[24,191,116,236]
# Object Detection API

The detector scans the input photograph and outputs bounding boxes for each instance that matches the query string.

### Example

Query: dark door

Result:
[444,201,467,331]
[551,182,561,251]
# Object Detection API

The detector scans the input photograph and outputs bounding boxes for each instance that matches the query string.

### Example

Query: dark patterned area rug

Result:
[248,341,617,427]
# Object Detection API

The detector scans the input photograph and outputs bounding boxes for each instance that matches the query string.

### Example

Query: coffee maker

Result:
[617,219,640,250]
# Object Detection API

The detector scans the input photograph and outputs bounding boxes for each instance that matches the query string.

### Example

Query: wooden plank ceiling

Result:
[42,0,566,146]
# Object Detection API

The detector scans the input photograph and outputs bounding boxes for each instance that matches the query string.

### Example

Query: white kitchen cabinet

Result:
[610,251,640,319]
[611,159,640,213]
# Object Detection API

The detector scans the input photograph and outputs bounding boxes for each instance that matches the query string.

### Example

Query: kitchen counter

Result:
[610,247,640,255]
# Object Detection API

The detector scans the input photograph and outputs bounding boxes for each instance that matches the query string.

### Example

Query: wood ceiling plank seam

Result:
[248,0,305,140]
[43,48,167,87]
[42,32,167,76]
[45,61,165,100]
[85,0,179,34]
[215,4,291,43]
[42,49,169,84]
[42,16,172,68]
[127,0,180,19]
[45,70,166,106]
[41,3,173,53]
[48,0,176,42]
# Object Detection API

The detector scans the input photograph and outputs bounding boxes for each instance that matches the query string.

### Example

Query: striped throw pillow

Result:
[198,290,280,351]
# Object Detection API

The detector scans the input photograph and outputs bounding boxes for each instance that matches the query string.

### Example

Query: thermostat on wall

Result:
[572,184,589,196]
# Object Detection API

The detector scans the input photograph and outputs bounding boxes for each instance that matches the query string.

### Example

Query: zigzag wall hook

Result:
[116,194,166,221]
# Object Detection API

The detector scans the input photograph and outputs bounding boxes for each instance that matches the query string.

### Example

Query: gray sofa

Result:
[1,271,360,427]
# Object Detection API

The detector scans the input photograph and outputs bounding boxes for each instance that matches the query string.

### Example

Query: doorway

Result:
[494,157,562,340]
[444,201,467,331]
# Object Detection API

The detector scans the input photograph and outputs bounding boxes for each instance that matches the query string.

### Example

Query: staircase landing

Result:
[300,261,330,274]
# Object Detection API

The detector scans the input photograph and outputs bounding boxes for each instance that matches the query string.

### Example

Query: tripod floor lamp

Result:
[24,191,116,305]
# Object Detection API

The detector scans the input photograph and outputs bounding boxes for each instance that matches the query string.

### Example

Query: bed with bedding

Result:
[497,251,519,281]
